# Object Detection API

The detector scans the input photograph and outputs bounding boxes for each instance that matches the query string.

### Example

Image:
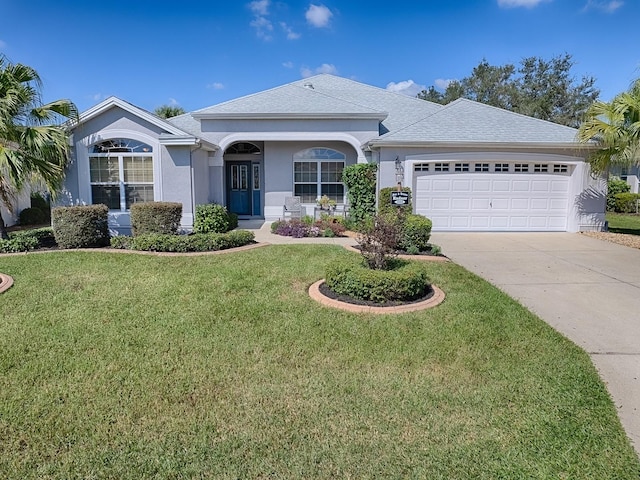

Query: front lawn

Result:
[607,212,640,235]
[0,246,638,478]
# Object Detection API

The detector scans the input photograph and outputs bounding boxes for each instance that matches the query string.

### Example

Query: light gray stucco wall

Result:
[262,140,358,220]
[161,145,195,229]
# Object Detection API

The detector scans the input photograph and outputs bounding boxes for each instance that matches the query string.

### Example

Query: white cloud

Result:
[248,0,269,16]
[169,98,180,105]
[305,4,333,28]
[248,0,273,40]
[250,15,273,40]
[434,78,455,90]
[89,93,103,101]
[207,82,225,90]
[300,63,338,78]
[497,0,551,8]
[583,0,623,12]
[385,80,426,97]
[0,40,6,49]
[280,22,301,40]
[282,61,294,68]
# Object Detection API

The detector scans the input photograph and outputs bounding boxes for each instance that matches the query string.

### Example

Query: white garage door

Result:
[414,162,571,231]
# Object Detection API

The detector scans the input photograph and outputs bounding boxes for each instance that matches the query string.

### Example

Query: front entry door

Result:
[226,162,252,215]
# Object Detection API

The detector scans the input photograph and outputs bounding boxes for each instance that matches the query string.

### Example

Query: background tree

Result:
[578,78,640,175]
[0,55,78,239]
[418,54,599,127]
[154,105,185,118]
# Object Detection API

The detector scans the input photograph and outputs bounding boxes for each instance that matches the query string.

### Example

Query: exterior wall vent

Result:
[303,82,314,89]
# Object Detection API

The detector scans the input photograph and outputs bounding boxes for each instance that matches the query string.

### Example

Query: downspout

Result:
[189,143,200,231]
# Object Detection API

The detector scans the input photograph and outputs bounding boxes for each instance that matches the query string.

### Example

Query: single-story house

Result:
[61,74,605,233]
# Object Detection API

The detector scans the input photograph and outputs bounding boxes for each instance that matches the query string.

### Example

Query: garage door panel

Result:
[472,180,491,191]
[512,181,530,191]
[433,180,452,191]
[511,198,529,210]
[530,198,549,210]
[550,199,568,210]
[432,198,450,210]
[551,181,568,192]
[491,198,509,210]
[492,180,510,191]
[452,180,471,191]
[451,217,470,228]
[451,198,471,210]
[472,198,490,209]
[532,181,551,192]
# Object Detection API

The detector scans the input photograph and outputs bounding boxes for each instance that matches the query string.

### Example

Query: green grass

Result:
[0,246,638,479]
[607,212,640,235]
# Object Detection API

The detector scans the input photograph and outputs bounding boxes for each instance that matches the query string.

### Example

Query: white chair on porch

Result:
[283,196,302,220]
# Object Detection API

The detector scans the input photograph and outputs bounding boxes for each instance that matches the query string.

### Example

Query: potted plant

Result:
[316,195,336,212]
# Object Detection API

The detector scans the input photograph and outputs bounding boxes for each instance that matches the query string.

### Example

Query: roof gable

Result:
[74,96,193,137]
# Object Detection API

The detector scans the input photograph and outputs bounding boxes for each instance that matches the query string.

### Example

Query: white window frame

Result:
[89,138,154,211]
[293,148,346,203]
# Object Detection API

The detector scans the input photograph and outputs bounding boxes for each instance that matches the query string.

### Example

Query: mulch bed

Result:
[318,282,434,308]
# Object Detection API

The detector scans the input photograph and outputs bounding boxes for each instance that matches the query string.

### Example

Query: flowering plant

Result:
[316,195,336,210]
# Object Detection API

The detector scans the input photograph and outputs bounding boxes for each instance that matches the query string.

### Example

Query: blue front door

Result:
[226,162,252,215]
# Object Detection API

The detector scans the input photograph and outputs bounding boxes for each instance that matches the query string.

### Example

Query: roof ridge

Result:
[290,81,387,115]
[191,81,296,113]
[294,73,443,108]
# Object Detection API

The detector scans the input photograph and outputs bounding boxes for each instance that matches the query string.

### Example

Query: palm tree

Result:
[154,104,185,119]
[578,79,640,175]
[0,55,78,239]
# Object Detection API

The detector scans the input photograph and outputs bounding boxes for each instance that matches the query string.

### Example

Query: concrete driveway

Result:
[434,232,640,456]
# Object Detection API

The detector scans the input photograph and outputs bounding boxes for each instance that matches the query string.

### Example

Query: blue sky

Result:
[1,0,638,113]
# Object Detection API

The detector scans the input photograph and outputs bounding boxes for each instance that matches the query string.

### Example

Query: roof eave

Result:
[158,134,218,151]
[192,112,387,121]
[366,140,595,150]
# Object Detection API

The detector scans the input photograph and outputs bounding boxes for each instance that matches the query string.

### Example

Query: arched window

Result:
[293,148,346,203]
[89,138,154,210]
[225,142,261,155]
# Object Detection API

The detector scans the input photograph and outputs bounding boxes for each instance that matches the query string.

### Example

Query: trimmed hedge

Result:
[110,230,255,252]
[19,207,47,225]
[52,205,110,248]
[193,203,238,233]
[400,214,432,252]
[325,257,430,303]
[130,202,182,236]
[378,186,412,216]
[607,177,630,212]
[613,193,640,213]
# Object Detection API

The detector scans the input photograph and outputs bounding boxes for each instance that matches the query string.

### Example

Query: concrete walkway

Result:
[433,232,640,456]
[241,221,639,455]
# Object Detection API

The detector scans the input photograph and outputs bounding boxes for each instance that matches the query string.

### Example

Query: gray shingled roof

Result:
[372,98,580,144]
[289,75,443,134]
[190,80,386,117]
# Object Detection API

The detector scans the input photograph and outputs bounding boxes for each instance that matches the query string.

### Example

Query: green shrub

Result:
[378,186,412,216]
[52,205,110,248]
[9,227,55,247]
[30,192,51,220]
[19,207,47,225]
[342,163,377,224]
[193,203,236,234]
[400,214,432,252]
[614,193,640,213]
[110,230,255,252]
[325,257,430,303]
[130,202,182,236]
[607,177,631,212]
[0,235,39,253]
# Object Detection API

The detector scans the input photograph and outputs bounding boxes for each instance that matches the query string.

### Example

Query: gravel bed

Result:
[581,231,640,250]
